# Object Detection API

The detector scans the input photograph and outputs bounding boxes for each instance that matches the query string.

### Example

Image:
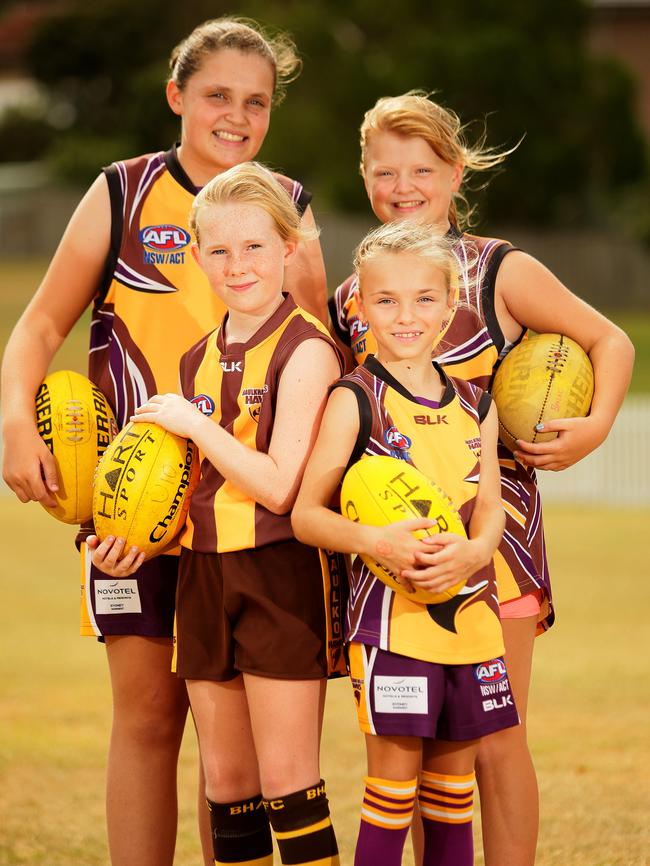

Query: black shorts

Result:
[175,540,331,681]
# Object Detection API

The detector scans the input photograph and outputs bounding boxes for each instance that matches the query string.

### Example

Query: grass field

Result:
[1,499,649,866]
[1,260,649,864]
[1,258,650,393]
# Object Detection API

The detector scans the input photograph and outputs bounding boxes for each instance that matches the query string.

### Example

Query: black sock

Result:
[264,780,339,865]
[207,794,273,865]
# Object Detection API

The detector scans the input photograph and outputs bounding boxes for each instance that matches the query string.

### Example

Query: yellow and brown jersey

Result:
[330,229,554,631]
[337,356,504,665]
[179,294,342,553]
[88,144,311,428]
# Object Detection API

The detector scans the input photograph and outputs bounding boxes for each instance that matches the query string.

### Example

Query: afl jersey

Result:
[330,229,553,630]
[179,294,342,553]
[89,144,311,428]
[337,356,504,665]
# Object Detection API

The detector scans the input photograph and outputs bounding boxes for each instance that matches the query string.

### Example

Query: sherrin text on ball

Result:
[36,370,117,524]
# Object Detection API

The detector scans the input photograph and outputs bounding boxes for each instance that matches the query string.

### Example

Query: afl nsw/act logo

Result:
[474,659,507,684]
[139,225,190,265]
[191,394,215,416]
[349,316,369,354]
[384,426,412,454]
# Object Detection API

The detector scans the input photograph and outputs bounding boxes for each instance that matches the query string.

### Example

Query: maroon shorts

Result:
[80,542,177,638]
[348,642,520,741]
[175,540,330,682]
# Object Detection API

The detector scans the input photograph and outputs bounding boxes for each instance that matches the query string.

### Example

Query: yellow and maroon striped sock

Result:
[354,776,417,866]
[418,770,475,866]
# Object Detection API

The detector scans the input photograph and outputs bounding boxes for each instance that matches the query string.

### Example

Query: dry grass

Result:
[1,501,648,865]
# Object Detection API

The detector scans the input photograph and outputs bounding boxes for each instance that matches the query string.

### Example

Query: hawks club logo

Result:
[242,386,267,424]
[191,394,215,416]
[474,659,507,684]
[139,225,190,252]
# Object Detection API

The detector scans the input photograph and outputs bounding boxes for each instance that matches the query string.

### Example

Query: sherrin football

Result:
[93,421,199,560]
[35,370,117,524]
[340,454,467,604]
[491,333,594,452]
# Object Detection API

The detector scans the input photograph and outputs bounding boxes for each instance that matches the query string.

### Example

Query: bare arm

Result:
[291,386,436,577]
[134,338,341,514]
[402,401,505,590]
[283,206,328,323]
[495,251,634,469]
[1,174,112,504]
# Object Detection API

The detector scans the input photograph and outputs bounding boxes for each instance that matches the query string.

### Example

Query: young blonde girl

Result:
[92,161,342,866]
[329,91,634,865]
[294,220,519,866]
[1,19,327,866]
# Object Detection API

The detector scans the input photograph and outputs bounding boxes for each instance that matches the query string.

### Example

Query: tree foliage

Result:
[3,0,647,230]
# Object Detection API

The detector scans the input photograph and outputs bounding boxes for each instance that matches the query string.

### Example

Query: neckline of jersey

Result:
[216,293,296,356]
[363,354,456,408]
[165,143,202,195]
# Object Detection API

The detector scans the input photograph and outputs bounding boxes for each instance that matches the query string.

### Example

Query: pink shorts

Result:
[500,590,543,620]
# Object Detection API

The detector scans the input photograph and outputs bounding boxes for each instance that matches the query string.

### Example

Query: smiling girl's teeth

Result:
[216,130,245,142]
[394,201,423,208]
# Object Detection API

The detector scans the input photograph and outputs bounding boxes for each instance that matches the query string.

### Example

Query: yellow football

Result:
[35,370,117,524]
[340,454,467,604]
[491,333,594,453]
[93,421,199,560]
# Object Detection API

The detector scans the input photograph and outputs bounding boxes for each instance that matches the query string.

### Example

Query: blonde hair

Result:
[354,220,457,291]
[360,90,519,228]
[169,17,301,104]
[190,161,318,246]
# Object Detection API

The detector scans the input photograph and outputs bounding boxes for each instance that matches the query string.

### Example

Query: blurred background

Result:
[0,3,649,864]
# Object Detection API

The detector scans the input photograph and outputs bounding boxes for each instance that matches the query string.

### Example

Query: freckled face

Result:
[192,202,295,318]
[363,131,463,232]
[167,48,274,179]
[358,252,453,363]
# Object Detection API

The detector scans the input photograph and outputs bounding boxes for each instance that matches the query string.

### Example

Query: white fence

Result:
[1,397,649,505]
[536,396,650,506]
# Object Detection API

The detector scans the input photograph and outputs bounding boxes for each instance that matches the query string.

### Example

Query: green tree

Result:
[4,0,647,231]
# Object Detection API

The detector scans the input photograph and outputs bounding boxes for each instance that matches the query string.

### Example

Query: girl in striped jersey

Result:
[1,18,328,866]
[95,163,342,866]
[328,92,634,865]
[293,221,519,866]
